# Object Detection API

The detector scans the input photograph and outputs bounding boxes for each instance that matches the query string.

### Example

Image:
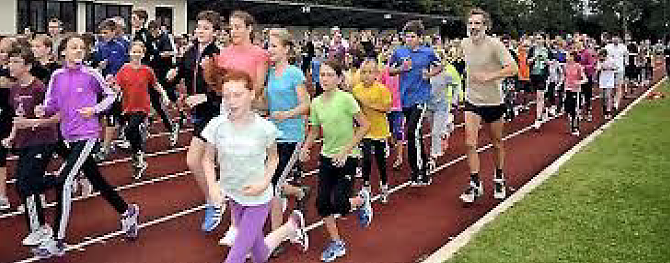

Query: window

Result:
[17,0,77,34]
[85,3,132,34]
[156,7,174,33]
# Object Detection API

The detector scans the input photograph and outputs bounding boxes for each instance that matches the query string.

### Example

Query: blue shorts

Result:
[387,111,405,141]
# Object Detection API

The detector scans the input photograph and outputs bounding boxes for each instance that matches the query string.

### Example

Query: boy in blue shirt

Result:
[389,20,442,187]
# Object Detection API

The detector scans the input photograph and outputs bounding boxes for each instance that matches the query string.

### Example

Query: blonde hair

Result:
[269,28,297,64]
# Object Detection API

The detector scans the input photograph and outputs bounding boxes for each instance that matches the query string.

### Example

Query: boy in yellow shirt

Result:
[353,60,393,203]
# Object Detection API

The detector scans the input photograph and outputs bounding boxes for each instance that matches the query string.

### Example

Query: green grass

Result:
[446,81,670,263]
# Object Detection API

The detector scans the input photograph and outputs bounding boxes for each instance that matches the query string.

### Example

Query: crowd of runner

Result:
[0,6,669,263]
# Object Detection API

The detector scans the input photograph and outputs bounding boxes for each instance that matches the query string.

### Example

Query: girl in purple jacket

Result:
[31,34,140,259]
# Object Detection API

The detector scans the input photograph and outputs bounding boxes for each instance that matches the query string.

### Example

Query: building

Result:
[1,0,188,36]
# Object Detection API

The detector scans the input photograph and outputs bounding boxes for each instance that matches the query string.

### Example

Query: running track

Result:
[0,66,665,263]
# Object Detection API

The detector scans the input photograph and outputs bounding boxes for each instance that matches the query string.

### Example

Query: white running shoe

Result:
[219,226,237,246]
[493,178,507,200]
[0,195,10,210]
[459,180,483,204]
[23,225,53,246]
[533,119,542,130]
[380,184,389,204]
[289,210,309,252]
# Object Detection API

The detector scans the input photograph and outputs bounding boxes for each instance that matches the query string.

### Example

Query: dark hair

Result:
[132,9,149,23]
[98,19,117,32]
[322,59,344,77]
[148,20,160,31]
[403,20,425,36]
[57,33,87,59]
[230,10,256,27]
[8,40,36,66]
[48,17,62,26]
[197,10,221,30]
[468,7,491,27]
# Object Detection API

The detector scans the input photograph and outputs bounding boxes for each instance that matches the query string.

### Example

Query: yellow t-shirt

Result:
[352,82,392,139]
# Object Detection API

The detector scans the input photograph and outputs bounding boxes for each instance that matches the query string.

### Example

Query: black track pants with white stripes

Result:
[403,104,429,181]
[53,139,129,241]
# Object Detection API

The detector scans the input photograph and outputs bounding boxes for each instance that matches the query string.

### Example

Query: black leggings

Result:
[315,156,355,218]
[402,104,428,181]
[124,112,148,154]
[581,79,593,113]
[565,91,580,129]
[546,81,559,107]
[54,139,128,241]
[361,138,388,185]
[148,87,174,132]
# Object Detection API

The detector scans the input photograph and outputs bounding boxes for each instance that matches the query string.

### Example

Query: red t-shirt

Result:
[116,64,157,114]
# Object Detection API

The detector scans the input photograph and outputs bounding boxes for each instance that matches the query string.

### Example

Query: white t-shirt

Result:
[201,114,279,205]
[599,59,618,89]
[605,43,628,71]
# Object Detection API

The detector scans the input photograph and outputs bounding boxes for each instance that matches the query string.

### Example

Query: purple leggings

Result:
[224,201,271,263]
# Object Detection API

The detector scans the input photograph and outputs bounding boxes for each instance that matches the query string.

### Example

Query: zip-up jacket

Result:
[93,38,129,77]
[43,64,116,142]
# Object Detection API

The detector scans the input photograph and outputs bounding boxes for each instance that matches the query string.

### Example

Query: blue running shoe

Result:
[320,240,346,262]
[356,188,373,228]
[201,204,223,232]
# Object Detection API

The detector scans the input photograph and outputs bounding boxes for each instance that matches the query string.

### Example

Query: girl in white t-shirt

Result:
[201,70,307,263]
[597,49,619,120]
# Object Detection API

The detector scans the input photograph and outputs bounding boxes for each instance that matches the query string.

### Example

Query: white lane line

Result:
[10,110,545,263]
[0,171,191,220]
[420,81,663,263]
[4,128,194,162]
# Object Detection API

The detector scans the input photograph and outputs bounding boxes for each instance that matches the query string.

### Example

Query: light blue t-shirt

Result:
[267,65,306,142]
[201,114,279,205]
[390,46,440,107]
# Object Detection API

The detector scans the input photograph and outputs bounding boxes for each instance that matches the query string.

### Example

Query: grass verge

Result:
[446,81,670,263]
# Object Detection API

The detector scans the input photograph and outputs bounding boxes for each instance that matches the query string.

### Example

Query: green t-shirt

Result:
[309,90,361,157]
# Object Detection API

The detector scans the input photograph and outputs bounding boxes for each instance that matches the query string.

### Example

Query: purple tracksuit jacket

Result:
[43,63,116,142]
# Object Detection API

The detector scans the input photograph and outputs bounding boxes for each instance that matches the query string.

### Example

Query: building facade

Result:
[1,0,188,35]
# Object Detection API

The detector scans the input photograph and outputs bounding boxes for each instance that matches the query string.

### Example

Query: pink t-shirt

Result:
[216,44,269,86]
[379,66,401,111]
[564,62,584,92]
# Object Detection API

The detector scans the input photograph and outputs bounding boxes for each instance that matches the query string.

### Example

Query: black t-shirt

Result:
[30,61,61,85]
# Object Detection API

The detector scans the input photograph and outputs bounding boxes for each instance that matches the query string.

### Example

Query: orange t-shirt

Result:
[116,64,157,114]
[517,48,530,80]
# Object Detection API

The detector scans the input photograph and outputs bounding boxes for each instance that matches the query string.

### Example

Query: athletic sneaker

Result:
[355,166,363,179]
[296,186,311,213]
[380,184,389,204]
[362,181,372,195]
[493,178,507,200]
[571,129,580,136]
[132,152,148,180]
[270,244,287,258]
[533,119,542,130]
[201,204,223,232]
[356,188,373,228]
[320,240,346,262]
[459,180,483,204]
[79,178,93,197]
[23,225,53,246]
[32,238,65,258]
[93,148,109,162]
[121,204,140,239]
[169,122,180,148]
[219,226,237,246]
[0,195,10,210]
[427,157,437,172]
[289,210,309,252]
[117,139,131,150]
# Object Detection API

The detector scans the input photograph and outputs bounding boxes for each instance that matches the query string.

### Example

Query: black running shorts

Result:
[464,101,506,124]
